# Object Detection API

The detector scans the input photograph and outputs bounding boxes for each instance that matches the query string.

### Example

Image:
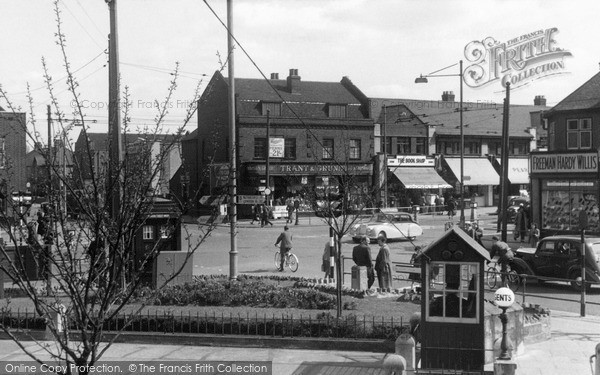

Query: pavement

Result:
[2,207,599,374]
[0,310,598,374]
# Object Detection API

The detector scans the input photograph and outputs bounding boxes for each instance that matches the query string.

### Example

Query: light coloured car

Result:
[349,212,423,242]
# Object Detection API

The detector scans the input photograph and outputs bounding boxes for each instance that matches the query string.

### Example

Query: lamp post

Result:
[415,60,465,228]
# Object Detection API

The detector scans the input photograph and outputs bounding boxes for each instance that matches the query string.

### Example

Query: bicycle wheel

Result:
[274,251,281,270]
[287,253,299,272]
[485,266,498,289]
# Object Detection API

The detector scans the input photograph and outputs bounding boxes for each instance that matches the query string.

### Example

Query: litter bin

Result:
[351,265,368,291]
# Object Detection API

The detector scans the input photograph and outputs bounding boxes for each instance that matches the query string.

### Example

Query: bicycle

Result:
[274,248,299,272]
[485,260,521,292]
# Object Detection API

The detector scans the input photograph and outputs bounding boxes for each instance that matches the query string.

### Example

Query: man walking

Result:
[352,235,374,289]
[275,226,293,271]
[293,196,300,225]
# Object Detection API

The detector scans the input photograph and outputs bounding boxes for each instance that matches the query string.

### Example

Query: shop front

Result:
[442,157,500,207]
[243,162,373,208]
[530,151,600,237]
[387,155,451,209]
[489,156,531,205]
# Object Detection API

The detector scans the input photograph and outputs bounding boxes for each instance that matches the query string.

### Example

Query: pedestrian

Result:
[294,196,300,225]
[490,236,514,285]
[409,246,423,289]
[514,204,529,242]
[352,235,374,289]
[321,241,337,279]
[530,223,540,247]
[261,204,273,227]
[36,211,48,243]
[375,235,393,291]
[274,225,293,271]
[286,198,294,224]
[467,222,484,246]
[250,204,259,225]
[447,197,456,219]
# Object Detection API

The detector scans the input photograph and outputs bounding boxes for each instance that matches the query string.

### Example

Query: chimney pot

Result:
[270,73,279,79]
[287,68,301,93]
[441,91,455,102]
[534,95,547,106]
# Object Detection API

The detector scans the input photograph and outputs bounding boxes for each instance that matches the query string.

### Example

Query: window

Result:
[567,118,592,149]
[328,104,347,118]
[464,141,481,155]
[349,139,361,159]
[160,225,170,239]
[426,263,479,323]
[436,141,461,155]
[142,225,154,240]
[396,137,410,154]
[254,138,266,159]
[322,138,334,159]
[385,136,392,154]
[262,102,281,116]
[0,138,5,169]
[284,138,296,159]
[415,138,427,154]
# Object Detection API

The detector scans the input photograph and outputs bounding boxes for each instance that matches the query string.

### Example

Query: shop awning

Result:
[445,158,500,186]
[505,158,530,184]
[390,167,452,189]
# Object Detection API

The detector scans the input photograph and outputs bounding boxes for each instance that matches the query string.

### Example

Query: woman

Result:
[375,236,393,291]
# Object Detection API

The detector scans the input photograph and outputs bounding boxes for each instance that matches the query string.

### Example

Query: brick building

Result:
[181,69,375,213]
[0,106,27,214]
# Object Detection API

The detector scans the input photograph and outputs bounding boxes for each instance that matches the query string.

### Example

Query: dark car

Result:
[506,197,530,223]
[513,235,600,290]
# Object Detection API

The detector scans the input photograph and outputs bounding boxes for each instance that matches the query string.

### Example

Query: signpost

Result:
[494,287,515,360]
[580,209,588,317]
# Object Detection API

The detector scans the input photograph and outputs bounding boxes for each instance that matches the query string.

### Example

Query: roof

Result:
[77,132,178,151]
[370,98,547,138]
[0,105,4,111]
[547,71,600,113]
[420,227,491,261]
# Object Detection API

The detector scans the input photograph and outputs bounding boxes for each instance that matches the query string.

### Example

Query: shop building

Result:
[185,69,374,213]
[531,72,600,237]
[370,94,547,207]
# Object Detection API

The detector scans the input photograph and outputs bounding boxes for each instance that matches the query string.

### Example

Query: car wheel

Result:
[569,270,591,292]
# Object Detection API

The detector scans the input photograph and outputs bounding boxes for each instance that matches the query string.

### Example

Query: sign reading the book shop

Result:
[531,153,598,174]
[269,137,284,158]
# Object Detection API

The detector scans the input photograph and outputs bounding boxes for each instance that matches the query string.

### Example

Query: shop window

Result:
[396,137,410,154]
[567,118,592,150]
[143,225,154,240]
[349,139,361,160]
[541,180,600,232]
[254,138,266,159]
[322,138,334,159]
[284,138,296,159]
[261,102,281,116]
[426,263,479,323]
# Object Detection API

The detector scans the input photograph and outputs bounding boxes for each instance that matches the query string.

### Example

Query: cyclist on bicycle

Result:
[275,225,293,271]
[489,236,514,284]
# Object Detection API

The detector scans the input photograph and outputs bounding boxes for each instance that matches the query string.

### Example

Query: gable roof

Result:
[547,71,600,113]
[371,98,546,138]
[420,227,491,261]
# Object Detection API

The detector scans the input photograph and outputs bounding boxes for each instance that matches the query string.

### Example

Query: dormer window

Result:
[328,104,347,118]
[262,101,281,116]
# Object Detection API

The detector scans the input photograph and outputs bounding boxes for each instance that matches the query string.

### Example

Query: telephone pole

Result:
[107,0,122,221]
[227,0,238,281]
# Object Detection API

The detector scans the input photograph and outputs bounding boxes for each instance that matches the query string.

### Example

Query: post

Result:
[581,227,586,317]
[383,105,388,208]
[265,110,270,205]
[500,83,511,241]
[227,0,238,281]
[329,222,334,281]
[459,60,465,229]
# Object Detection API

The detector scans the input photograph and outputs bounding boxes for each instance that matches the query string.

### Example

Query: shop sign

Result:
[246,163,372,175]
[238,195,265,205]
[269,137,284,158]
[387,155,434,167]
[531,152,598,174]
[464,27,572,90]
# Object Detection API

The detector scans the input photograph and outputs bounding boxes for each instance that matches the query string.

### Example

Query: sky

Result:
[2,0,600,148]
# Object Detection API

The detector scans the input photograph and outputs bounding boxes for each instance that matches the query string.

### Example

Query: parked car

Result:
[512,235,600,290]
[506,196,530,223]
[349,211,423,242]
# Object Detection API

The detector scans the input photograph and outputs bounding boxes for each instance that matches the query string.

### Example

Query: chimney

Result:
[441,91,455,102]
[534,95,547,106]
[287,68,301,93]
[270,73,279,80]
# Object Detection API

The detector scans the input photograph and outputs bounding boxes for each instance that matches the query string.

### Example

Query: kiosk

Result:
[416,227,490,371]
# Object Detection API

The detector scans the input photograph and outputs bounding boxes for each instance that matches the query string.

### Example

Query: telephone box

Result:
[417,227,490,371]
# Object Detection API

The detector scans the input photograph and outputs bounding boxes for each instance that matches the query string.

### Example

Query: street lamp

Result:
[415,60,465,229]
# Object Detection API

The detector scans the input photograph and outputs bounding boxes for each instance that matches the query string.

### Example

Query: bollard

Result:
[395,333,415,371]
[412,205,420,222]
[382,354,406,375]
[592,343,600,375]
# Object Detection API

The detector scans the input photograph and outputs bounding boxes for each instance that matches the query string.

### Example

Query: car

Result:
[505,196,530,223]
[349,211,423,242]
[512,235,600,290]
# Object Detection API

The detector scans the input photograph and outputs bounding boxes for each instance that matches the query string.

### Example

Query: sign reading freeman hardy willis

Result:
[531,152,599,174]
[463,27,572,89]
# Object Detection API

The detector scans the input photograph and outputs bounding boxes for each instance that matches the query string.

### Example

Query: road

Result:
[185,209,600,316]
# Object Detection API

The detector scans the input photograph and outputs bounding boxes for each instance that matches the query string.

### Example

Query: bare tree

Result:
[0,2,222,372]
